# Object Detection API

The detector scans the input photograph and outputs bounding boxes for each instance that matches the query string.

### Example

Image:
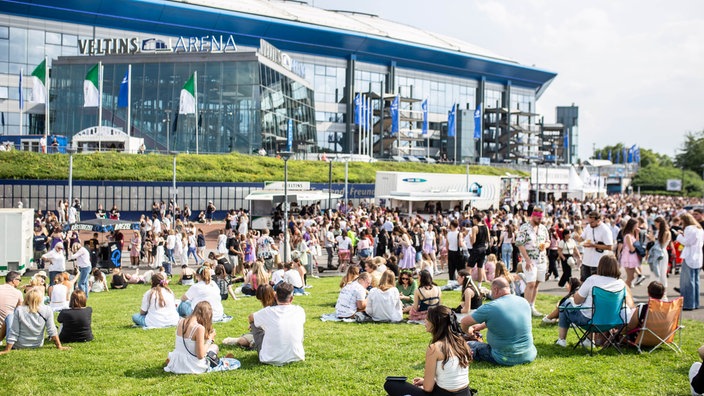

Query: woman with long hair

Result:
[675,213,704,311]
[396,269,417,313]
[454,269,482,314]
[366,270,403,322]
[164,301,239,374]
[408,270,441,323]
[241,260,270,297]
[619,219,641,287]
[647,216,671,294]
[339,265,360,289]
[384,305,472,396]
[132,273,179,328]
[499,223,514,271]
[179,266,225,321]
[437,227,448,273]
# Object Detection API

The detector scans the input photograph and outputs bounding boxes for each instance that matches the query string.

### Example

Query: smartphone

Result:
[385,376,407,382]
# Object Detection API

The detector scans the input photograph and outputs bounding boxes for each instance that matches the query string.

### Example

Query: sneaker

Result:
[580,338,594,348]
[634,275,647,286]
[555,339,567,347]
[542,316,557,324]
[674,287,681,294]
[531,307,543,317]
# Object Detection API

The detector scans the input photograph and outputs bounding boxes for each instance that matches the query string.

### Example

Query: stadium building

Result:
[0,0,568,162]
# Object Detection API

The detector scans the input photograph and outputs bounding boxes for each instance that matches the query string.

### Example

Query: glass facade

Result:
[50,54,316,154]
[0,11,550,162]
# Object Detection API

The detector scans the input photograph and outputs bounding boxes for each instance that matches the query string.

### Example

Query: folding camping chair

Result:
[565,287,628,355]
[626,297,684,354]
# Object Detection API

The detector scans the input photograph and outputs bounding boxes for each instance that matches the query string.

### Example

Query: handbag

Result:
[182,321,219,368]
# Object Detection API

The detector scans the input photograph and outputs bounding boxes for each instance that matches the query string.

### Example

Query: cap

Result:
[34,270,47,278]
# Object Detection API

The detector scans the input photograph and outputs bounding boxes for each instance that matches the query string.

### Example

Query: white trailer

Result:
[0,208,34,275]
[375,171,502,217]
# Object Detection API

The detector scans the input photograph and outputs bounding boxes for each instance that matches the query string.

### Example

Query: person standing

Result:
[249,282,305,366]
[69,242,92,298]
[574,211,614,281]
[675,213,704,311]
[445,220,463,284]
[515,208,549,317]
[33,226,49,270]
[41,242,66,286]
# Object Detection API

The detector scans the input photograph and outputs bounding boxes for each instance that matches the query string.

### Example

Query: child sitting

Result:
[626,281,666,332]
[542,277,581,324]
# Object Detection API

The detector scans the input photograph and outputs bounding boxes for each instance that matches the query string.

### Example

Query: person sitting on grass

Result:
[0,288,70,354]
[397,269,417,313]
[335,272,371,319]
[132,273,179,328]
[57,289,94,343]
[248,282,305,366]
[89,268,108,293]
[241,260,269,297]
[178,266,224,322]
[110,268,128,289]
[283,260,305,295]
[222,284,276,351]
[178,265,196,286]
[214,264,237,301]
[164,301,239,374]
[460,277,537,366]
[541,277,581,324]
[364,259,381,288]
[690,344,704,395]
[384,305,473,396]
[408,270,441,323]
[48,273,71,312]
[365,270,403,323]
[453,269,483,315]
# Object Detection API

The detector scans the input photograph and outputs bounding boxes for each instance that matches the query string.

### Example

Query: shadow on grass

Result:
[535,341,641,358]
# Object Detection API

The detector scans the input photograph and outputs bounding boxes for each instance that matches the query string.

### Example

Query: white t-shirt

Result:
[447,230,460,251]
[336,235,351,250]
[141,288,180,328]
[366,287,403,322]
[166,234,177,249]
[581,222,614,267]
[185,281,224,321]
[253,304,306,366]
[335,281,367,318]
[271,269,285,285]
[283,269,304,289]
[576,275,628,319]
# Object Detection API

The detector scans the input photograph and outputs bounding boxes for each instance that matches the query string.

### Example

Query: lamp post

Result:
[67,147,77,219]
[281,151,293,265]
[170,151,178,209]
[164,109,172,153]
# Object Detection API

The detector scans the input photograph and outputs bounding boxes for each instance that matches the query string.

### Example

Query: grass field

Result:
[0,276,700,395]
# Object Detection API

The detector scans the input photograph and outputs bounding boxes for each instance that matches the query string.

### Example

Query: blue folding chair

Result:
[566,286,628,355]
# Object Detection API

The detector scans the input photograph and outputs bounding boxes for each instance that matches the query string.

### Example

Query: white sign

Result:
[666,179,682,191]
[265,181,310,190]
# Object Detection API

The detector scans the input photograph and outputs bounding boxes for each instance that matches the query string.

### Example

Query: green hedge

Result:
[0,151,525,183]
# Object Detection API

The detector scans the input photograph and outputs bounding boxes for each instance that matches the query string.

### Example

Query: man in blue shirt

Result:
[460,277,537,366]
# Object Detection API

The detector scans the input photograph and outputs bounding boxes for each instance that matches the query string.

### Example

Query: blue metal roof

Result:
[1,0,556,94]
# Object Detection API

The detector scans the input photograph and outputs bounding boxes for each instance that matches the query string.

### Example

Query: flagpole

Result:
[98,61,103,152]
[367,96,372,158]
[194,70,198,154]
[19,68,23,136]
[396,94,400,157]
[44,56,49,140]
[127,64,131,138]
[358,93,362,156]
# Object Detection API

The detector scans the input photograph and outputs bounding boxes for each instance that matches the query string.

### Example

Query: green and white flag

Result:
[179,72,196,114]
[83,63,100,107]
[31,59,46,104]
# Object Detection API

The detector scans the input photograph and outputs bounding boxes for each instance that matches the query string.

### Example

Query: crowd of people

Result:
[1,192,703,392]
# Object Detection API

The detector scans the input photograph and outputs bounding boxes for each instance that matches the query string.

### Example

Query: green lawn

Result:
[0,276,699,395]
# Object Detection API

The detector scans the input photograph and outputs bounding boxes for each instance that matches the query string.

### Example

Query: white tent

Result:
[567,166,585,199]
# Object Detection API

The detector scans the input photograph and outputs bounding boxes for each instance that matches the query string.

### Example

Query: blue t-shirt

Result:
[471,294,536,366]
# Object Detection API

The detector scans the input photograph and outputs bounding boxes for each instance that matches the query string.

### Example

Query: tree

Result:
[675,131,704,173]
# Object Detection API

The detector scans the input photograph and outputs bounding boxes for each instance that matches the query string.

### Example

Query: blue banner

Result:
[354,93,362,125]
[616,150,621,164]
[608,150,612,162]
[473,102,482,139]
[563,130,569,150]
[117,70,129,108]
[421,99,428,136]
[391,95,399,135]
[447,104,456,137]
[622,147,627,164]
[286,119,293,151]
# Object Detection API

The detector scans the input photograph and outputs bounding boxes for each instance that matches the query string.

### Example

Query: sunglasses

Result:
[401,277,410,281]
